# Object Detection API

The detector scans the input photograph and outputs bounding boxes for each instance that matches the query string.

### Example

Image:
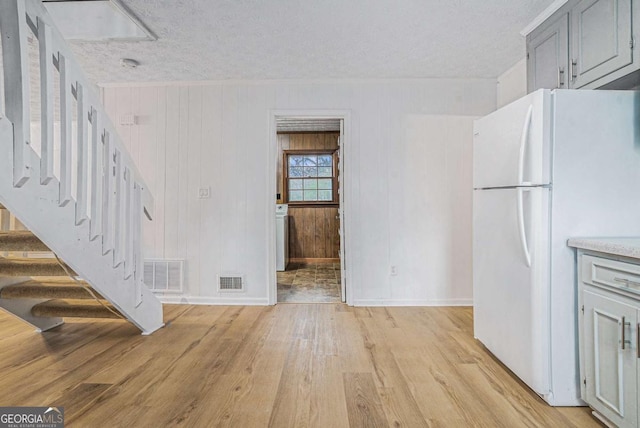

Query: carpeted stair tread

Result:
[0,258,74,277]
[17,277,89,286]
[31,299,122,319]
[0,282,101,300]
[0,231,49,252]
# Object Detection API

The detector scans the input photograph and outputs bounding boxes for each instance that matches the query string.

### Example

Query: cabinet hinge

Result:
[581,305,584,314]
[631,38,635,49]
[583,378,587,386]
[526,52,530,60]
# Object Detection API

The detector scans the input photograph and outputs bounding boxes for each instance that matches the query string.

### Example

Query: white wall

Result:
[102,79,496,305]
[497,59,527,108]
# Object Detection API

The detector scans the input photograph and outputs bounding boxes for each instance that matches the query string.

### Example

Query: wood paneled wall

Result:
[276,132,339,202]
[0,209,26,231]
[288,206,340,259]
[0,210,9,231]
[278,133,340,260]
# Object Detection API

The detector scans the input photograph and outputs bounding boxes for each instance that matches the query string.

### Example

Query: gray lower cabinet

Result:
[527,0,638,92]
[571,0,633,88]
[578,253,640,428]
[527,13,569,91]
[583,291,638,428]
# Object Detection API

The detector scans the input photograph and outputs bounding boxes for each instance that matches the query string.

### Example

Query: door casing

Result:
[267,110,352,305]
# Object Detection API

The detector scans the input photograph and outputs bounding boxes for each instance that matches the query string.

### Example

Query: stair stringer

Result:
[0,296,64,332]
[0,117,163,334]
[0,277,63,331]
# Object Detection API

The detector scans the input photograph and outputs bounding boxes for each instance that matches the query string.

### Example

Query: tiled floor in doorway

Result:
[277,262,341,303]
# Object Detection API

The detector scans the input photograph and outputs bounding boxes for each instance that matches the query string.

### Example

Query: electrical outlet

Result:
[198,187,211,199]
[390,265,397,276]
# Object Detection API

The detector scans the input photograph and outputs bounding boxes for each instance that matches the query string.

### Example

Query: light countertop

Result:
[567,237,640,260]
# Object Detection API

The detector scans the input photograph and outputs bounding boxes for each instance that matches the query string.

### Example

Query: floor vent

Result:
[144,259,184,293]
[218,275,244,292]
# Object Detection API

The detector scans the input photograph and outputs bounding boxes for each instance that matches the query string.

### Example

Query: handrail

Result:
[0,0,153,308]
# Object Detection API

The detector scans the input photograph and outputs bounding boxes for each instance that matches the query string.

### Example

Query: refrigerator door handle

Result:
[517,188,532,267]
[518,105,534,185]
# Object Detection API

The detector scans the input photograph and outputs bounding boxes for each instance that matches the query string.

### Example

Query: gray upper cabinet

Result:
[527,14,569,91]
[571,0,633,88]
[527,0,639,92]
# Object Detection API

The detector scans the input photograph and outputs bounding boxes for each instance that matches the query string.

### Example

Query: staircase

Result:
[0,0,163,334]
[0,227,124,330]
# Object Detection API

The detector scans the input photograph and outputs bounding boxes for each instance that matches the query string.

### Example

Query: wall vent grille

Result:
[218,275,244,292]
[144,259,184,293]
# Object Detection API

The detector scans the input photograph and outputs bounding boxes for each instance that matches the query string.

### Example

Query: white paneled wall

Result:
[102,79,496,305]
[383,115,476,305]
[497,59,527,108]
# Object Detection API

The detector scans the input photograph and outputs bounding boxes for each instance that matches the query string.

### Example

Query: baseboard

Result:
[157,295,271,306]
[591,410,615,428]
[352,298,473,307]
[157,296,471,307]
[156,295,473,306]
[289,258,340,264]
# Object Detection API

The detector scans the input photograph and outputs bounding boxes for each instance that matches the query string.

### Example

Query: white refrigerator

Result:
[473,89,640,406]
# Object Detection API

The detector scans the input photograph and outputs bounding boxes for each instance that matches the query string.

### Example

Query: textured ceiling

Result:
[58,0,555,84]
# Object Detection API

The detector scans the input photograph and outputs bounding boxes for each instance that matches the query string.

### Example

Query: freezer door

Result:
[473,187,551,397]
[473,90,551,189]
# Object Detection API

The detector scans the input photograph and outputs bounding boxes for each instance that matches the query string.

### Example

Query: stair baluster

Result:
[0,0,163,334]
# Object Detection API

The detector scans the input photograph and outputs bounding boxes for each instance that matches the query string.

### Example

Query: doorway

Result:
[269,113,348,304]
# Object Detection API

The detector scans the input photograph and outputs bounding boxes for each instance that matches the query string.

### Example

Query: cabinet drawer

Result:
[582,255,640,296]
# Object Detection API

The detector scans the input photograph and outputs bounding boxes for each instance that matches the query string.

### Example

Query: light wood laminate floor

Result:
[0,305,599,427]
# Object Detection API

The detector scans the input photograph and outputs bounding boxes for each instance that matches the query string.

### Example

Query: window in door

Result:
[284,150,338,204]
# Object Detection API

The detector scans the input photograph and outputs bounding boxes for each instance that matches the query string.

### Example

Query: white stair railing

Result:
[0,0,162,333]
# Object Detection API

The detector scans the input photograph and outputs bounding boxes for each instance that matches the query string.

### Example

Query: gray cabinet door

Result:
[571,0,633,88]
[527,14,569,92]
[583,291,637,428]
